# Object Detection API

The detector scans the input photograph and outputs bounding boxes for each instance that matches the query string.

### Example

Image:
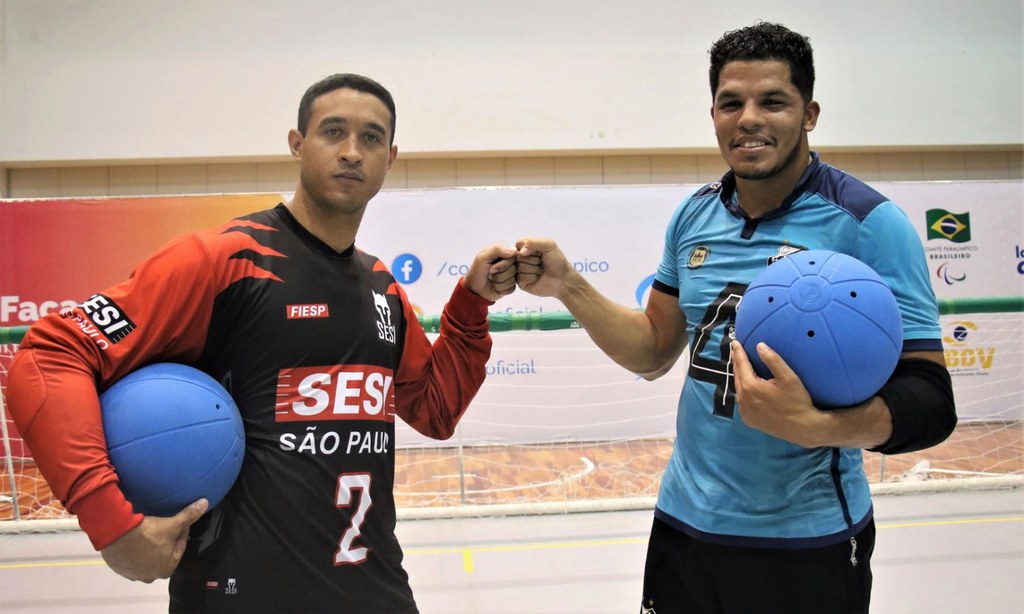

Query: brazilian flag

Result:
[926,209,971,242]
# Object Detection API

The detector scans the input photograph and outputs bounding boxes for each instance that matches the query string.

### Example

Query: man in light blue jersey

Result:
[515,22,956,614]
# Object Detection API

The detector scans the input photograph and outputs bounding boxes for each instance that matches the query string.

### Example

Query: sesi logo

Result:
[372,291,395,344]
[275,365,395,423]
[79,294,136,344]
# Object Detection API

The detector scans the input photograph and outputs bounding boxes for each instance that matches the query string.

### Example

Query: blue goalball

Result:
[100,363,245,516]
[734,250,904,408]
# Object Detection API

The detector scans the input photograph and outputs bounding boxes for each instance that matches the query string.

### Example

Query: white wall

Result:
[2,0,1022,164]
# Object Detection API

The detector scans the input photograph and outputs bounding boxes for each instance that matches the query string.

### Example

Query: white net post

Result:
[0,362,21,522]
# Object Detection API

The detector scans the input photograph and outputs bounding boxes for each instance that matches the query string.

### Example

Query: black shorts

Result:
[641,516,875,614]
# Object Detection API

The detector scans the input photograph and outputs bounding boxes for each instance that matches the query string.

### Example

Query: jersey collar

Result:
[273,203,357,259]
[720,151,825,219]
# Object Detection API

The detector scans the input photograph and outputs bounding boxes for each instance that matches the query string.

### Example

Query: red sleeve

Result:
[6,233,220,549]
[393,279,493,439]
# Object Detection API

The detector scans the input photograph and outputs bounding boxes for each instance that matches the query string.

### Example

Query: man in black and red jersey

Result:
[6,73,518,612]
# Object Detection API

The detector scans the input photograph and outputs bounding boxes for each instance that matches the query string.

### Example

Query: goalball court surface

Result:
[2,423,1022,613]
[1,488,1021,613]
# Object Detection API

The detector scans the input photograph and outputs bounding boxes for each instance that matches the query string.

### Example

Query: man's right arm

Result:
[8,326,145,548]
[6,233,221,579]
[101,499,208,583]
[515,237,688,379]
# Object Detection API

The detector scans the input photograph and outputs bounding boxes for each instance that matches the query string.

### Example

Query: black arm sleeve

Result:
[869,358,957,455]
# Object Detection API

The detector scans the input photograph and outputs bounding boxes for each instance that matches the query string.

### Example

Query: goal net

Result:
[2,298,1021,533]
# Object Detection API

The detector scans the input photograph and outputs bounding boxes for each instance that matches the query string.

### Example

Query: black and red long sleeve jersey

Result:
[7,204,493,612]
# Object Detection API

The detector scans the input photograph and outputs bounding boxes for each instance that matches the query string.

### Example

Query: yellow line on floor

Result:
[2,516,1020,572]
[406,516,1024,573]
[408,536,647,573]
[0,559,105,570]
[405,535,645,557]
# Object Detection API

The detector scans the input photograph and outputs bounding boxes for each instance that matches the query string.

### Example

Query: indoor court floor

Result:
[1,489,1021,613]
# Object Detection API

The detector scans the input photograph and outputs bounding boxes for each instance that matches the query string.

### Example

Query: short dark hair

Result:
[297,73,397,144]
[708,22,815,104]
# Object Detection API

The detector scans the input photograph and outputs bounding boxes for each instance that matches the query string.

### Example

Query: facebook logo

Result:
[391,254,423,284]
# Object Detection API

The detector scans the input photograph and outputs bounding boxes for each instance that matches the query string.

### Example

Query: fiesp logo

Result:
[275,365,395,422]
[287,304,329,319]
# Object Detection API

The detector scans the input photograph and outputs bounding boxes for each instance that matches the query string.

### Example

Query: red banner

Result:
[0,194,283,327]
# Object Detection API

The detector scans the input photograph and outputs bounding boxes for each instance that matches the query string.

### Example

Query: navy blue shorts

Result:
[641,516,875,614]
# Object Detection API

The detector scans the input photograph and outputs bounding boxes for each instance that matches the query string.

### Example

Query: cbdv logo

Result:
[391,254,422,284]
[943,321,996,373]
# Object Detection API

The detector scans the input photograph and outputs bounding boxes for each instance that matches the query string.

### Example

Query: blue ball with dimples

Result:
[734,250,903,408]
[100,363,245,516]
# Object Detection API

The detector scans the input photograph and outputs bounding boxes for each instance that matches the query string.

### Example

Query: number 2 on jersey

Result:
[334,473,373,565]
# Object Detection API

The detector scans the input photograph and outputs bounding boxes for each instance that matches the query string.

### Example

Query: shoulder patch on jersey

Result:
[767,244,808,265]
[688,246,711,268]
[692,181,724,197]
[807,164,890,221]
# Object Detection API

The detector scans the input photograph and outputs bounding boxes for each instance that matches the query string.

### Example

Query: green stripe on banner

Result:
[419,312,582,333]
[938,296,1024,315]
[0,326,30,345]
[0,297,1021,342]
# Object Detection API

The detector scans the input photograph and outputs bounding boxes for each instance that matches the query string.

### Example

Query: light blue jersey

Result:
[654,153,941,548]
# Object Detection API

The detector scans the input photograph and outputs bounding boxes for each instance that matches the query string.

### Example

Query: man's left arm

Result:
[393,245,516,439]
[731,342,956,451]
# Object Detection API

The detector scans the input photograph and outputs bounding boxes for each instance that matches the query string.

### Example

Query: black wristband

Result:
[870,358,957,455]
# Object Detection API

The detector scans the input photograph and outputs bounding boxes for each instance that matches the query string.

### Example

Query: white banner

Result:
[351,181,1023,445]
